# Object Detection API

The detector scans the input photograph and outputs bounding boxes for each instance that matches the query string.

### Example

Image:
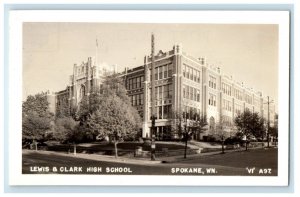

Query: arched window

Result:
[79,85,86,100]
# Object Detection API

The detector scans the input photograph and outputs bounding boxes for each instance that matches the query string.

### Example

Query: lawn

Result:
[45,141,192,154]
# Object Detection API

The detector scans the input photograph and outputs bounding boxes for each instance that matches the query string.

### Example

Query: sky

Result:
[23,22,278,106]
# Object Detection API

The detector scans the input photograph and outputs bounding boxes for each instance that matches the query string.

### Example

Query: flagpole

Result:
[96,38,98,66]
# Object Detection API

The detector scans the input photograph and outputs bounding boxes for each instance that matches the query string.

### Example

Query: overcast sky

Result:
[23,22,278,105]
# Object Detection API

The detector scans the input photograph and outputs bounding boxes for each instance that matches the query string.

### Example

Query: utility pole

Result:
[150,33,156,161]
[265,96,274,148]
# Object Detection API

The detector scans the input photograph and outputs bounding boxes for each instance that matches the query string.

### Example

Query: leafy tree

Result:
[182,113,207,158]
[77,72,138,142]
[252,116,266,148]
[269,114,278,146]
[22,92,54,150]
[87,95,141,158]
[234,109,264,151]
[215,117,231,154]
[84,72,141,158]
[53,117,83,155]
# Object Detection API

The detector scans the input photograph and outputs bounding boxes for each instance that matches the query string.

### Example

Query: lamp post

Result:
[183,112,188,159]
[150,115,156,161]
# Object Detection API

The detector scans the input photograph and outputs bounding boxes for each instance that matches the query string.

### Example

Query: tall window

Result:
[209,93,216,106]
[183,64,186,77]
[132,78,136,89]
[197,90,200,102]
[168,64,173,77]
[163,85,168,99]
[197,71,201,83]
[79,85,85,100]
[133,95,136,106]
[158,106,162,119]
[183,85,186,98]
[209,75,216,89]
[164,65,168,78]
[190,87,193,100]
[222,99,232,111]
[159,86,163,99]
[187,67,190,79]
[141,76,144,87]
[159,66,163,80]
[155,67,158,80]
[129,79,132,90]
[163,105,172,119]
[136,77,140,88]
[168,84,172,99]
[190,68,193,80]
[140,94,144,105]
[222,83,232,96]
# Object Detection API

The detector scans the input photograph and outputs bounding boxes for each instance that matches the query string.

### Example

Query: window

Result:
[168,84,172,99]
[137,94,141,105]
[183,85,186,98]
[140,94,144,105]
[159,86,162,99]
[223,99,232,111]
[129,79,132,90]
[158,106,162,119]
[194,88,197,101]
[197,71,200,83]
[155,87,158,100]
[190,68,193,80]
[190,87,193,100]
[159,66,163,79]
[163,105,171,119]
[185,106,190,119]
[168,64,173,78]
[187,66,190,79]
[235,104,242,114]
[183,65,186,77]
[163,85,168,99]
[209,75,216,89]
[141,76,144,87]
[186,86,190,100]
[197,89,200,102]
[209,93,216,106]
[136,77,140,88]
[155,67,158,80]
[132,78,136,89]
[245,94,252,104]
[164,65,168,78]
[222,83,232,96]
[132,95,136,106]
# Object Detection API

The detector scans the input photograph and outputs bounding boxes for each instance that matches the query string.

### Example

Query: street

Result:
[22,148,277,176]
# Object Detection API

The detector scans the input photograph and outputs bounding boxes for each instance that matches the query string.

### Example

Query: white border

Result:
[8,10,290,186]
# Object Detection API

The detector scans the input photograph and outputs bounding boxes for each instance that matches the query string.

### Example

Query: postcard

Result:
[8,10,290,186]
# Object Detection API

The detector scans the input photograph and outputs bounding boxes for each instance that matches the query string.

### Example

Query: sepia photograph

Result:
[8,10,290,186]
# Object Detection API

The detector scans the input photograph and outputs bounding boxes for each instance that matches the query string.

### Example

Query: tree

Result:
[269,114,278,147]
[234,109,264,151]
[85,72,141,158]
[252,116,266,148]
[22,92,54,150]
[182,113,207,159]
[215,117,231,154]
[87,95,141,158]
[53,117,83,155]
